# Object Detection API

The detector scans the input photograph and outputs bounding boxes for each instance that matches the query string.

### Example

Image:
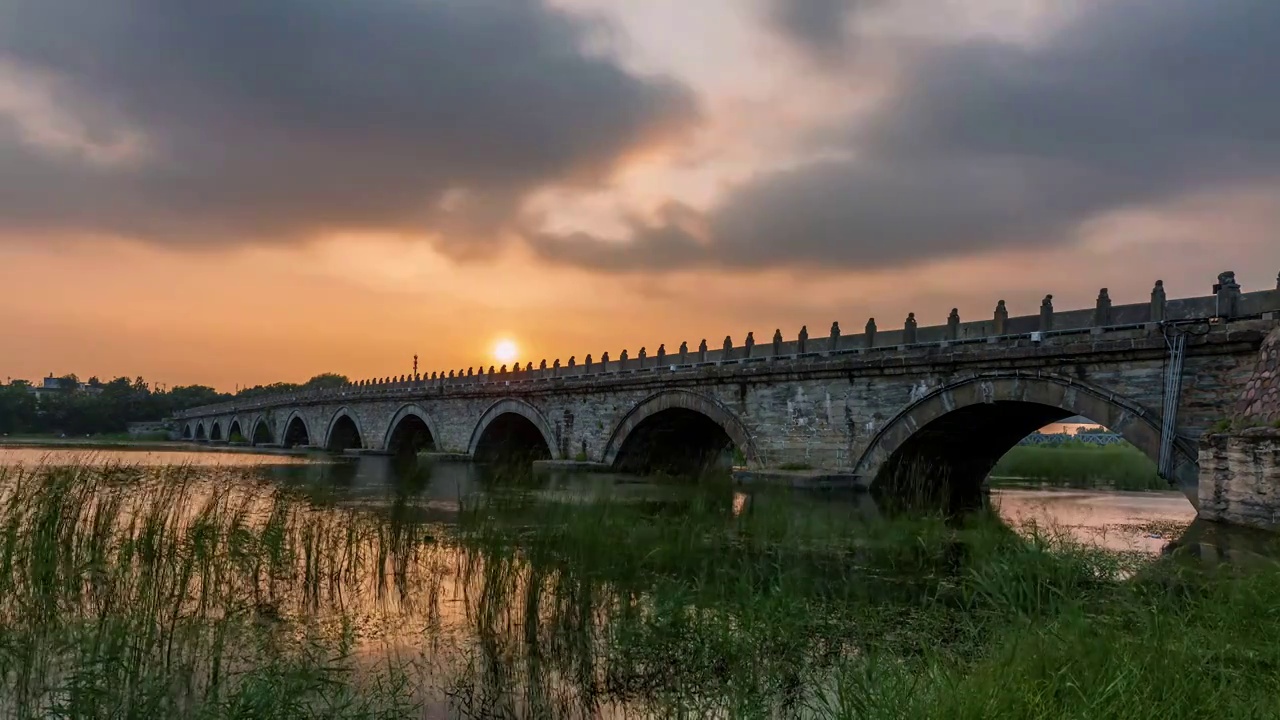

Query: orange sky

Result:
[1,0,1278,391]
[2,206,1274,392]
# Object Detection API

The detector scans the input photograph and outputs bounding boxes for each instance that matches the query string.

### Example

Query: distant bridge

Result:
[176,272,1280,507]
[1018,432,1126,447]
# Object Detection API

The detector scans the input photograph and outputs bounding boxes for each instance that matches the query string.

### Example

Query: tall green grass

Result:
[0,462,423,718]
[990,441,1168,491]
[450,486,1280,718]
[0,460,1277,718]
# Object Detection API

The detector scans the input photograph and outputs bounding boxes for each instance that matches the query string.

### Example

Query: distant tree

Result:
[1075,426,1111,435]
[304,373,350,390]
[0,383,39,434]
[236,382,300,399]
[0,371,350,436]
[164,385,229,411]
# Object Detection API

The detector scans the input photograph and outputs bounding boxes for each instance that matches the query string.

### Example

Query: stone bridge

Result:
[175,272,1280,508]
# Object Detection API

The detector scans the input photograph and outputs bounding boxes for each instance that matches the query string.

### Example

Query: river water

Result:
[0,446,1216,717]
[0,445,1197,554]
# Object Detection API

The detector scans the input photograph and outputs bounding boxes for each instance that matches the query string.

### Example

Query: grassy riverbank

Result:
[0,462,1276,717]
[990,440,1169,491]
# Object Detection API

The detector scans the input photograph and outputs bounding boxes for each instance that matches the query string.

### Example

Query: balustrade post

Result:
[1214,271,1241,319]
[1039,295,1054,332]
[1094,288,1113,326]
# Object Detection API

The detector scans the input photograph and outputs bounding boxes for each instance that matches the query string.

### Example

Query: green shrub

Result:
[990,441,1167,490]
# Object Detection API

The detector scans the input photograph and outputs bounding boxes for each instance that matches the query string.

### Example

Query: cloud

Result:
[764,0,874,65]
[531,0,1280,273]
[0,0,697,251]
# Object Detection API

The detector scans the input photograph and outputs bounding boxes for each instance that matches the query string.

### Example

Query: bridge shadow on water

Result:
[244,452,1253,561]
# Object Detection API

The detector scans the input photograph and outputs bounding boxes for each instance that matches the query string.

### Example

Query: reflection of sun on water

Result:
[493,339,518,364]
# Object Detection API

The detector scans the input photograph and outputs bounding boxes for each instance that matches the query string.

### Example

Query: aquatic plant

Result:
[0,460,1276,718]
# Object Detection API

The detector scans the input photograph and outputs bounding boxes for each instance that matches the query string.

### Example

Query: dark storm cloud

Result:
[0,0,697,249]
[531,0,1280,272]
[765,0,874,64]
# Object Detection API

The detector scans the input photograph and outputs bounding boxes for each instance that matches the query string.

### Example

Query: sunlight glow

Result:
[494,339,519,364]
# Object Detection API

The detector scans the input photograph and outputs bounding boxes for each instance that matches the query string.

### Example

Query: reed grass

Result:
[0,460,1277,719]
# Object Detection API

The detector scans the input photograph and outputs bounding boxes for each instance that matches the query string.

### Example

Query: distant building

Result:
[24,374,104,402]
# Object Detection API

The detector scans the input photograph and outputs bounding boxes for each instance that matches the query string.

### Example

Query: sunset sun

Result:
[493,339,519,364]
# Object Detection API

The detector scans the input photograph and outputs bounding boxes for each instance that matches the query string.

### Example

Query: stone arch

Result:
[182,423,193,440]
[853,371,1197,505]
[603,390,759,470]
[382,404,441,455]
[250,416,274,446]
[210,421,224,442]
[227,419,244,442]
[282,411,311,449]
[324,407,366,452]
[467,398,562,461]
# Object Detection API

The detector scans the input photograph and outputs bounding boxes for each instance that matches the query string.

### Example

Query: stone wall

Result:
[1236,326,1280,425]
[1198,428,1280,530]
[126,421,175,438]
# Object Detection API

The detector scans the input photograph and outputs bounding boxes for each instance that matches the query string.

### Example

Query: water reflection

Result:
[257,457,1197,554]
[991,487,1195,554]
[0,446,1201,554]
[0,447,1271,718]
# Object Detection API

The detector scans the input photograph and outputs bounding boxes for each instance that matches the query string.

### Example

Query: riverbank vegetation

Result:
[991,440,1168,491]
[0,461,1276,717]
[0,373,349,437]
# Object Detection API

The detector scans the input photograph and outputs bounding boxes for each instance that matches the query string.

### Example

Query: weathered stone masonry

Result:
[1199,429,1280,530]
[1236,326,1280,425]
[177,275,1280,510]
[1197,325,1280,530]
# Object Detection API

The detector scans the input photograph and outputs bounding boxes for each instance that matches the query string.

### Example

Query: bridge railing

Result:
[173,273,1280,419]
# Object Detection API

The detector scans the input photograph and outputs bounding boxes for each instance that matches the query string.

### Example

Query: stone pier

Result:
[1198,326,1280,530]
